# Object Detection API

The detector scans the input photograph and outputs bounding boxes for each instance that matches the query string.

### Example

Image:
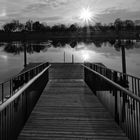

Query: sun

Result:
[80,7,93,24]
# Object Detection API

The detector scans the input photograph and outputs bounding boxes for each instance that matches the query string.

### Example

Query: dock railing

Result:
[0,62,51,140]
[83,63,140,140]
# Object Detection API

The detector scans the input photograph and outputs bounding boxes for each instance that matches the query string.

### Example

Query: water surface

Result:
[0,39,140,83]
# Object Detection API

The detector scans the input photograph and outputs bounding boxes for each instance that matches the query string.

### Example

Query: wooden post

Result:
[113,71,119,124]
[121,42,127,123]
[24,45,27,67]
[64,52,65,63]
[72,54,74,63]
[121,44,126,75]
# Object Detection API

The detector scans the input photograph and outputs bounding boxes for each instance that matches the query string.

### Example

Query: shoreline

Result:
[0,31,139,42]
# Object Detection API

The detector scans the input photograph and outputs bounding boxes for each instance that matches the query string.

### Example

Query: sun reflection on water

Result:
[0,55,8,60]
[81,50,90,61]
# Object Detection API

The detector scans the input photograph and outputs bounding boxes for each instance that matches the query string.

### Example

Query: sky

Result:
[0,0,140,27]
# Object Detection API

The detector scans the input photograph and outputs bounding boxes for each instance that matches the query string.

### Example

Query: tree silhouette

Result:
[3,20,21,32]
[51,25,60,32]
[69,24,77,32]
[25,20,33,32]
[124,20,134,31]
[95,22,102,31]
[0,18,140,41]
[32,21,42,32]
[114,18,123,31]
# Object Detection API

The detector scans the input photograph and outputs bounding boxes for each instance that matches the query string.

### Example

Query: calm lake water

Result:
[0,39,140,83]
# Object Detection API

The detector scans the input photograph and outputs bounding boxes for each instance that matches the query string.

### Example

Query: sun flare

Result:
[80,7,93,24]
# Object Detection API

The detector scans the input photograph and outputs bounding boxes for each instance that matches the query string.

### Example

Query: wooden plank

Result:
[18,64,129,140]
[49,63,84,80]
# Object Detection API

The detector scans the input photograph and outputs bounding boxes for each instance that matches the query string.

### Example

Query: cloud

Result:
[17,0,69,18]
[40,0,68,5]
[45,16,64,21]
[0,0,140,27]
[97,8,140,23]
[0,9,6,17]
[34,0,69,9]
[23,3,48,13]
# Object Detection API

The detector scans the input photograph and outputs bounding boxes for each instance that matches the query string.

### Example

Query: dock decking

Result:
[18,63,129,140]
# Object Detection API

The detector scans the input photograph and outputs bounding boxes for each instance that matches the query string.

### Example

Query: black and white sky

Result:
[0,0,140,26]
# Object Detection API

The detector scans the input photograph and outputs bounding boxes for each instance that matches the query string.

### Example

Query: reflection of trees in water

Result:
[3,39,140,54]
[4,41,50,54]
[4,43,23,54]
[51,39,103,48]
[134,41,140,48]
[0,43,6,47]
[108,40,116,46]
[26,44,46,54]
[124,40,135,50]
[93,41,103,48]
[113,40,136,51]
[51,39,71,47]
[70,41,77,48]
[51,40,62,47]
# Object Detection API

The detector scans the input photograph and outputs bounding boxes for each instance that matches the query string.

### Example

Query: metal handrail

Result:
[85,62,140,80]
[0,62,48,85]
[82,64,140,102]
[84,62,140,98]
[0,62,50,140]
[0,65,51,112]
[0,62,50,104]
[83,63,140,140]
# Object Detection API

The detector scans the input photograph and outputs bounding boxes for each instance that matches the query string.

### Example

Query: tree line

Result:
[0,18,140,33]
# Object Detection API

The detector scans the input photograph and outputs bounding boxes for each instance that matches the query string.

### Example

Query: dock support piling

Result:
[72,54,74,63]
[121,45,126,75]
[64,52,65,63]
[24,45,27,67]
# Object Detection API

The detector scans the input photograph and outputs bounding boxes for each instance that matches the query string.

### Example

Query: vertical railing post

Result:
[10,79,12,96]
[0,62,50,140]
[83,63,140,140]
[113,71,119,124]
[2,83,4,103]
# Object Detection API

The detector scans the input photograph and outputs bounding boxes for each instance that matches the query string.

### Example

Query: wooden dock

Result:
[18,63,129,140]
